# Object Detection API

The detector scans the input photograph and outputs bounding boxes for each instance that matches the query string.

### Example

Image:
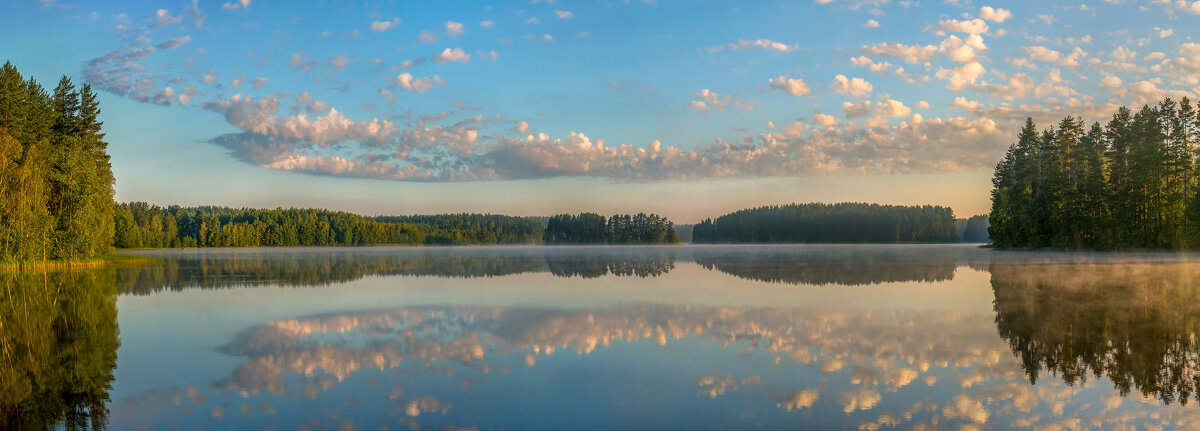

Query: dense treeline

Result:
[691,203,959,244]
[542,213,680,244]
[373,213,543,244]
[990,99,1200,249]
[0,62,115,264]
[113,203,556,248]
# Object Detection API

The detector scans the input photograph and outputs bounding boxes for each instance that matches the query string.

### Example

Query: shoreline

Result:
[0,254,159,272]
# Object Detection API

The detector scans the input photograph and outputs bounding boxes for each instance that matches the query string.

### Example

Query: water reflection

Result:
[0,269,119,430]
[992,261,1200,405]
[112,304,1200,429]
[117,245,991,293]
[10,246,1200,429]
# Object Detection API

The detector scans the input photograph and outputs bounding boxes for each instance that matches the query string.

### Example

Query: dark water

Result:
[5,245,1200,430]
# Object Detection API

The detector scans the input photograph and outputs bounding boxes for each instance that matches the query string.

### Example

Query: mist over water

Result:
[7,245,1200,429]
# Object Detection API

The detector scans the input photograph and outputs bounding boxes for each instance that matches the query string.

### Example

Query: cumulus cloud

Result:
[979,6,1012,23]
[432,48,470,64]
[935,61,985,91]
[445,21,464,36]
[831,75,873,98]
[768,76,812,97]
[394,73,444,93]
[863,19,880,29]
[555,10,574,19]
[935,19,989,35]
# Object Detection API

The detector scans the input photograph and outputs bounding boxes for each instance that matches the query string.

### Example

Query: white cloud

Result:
[220,0,251,11]
[861,42,937,63]
[935,18,989,35]
[939,34,988,63]
[445,21,464,36]
[935,61,985,91]
[432,48,471,64]
[877,99,911,117]
[813,112,840,126]
[950,97,981,110]
[480,20,495,28]
[394,73,445,93]
[152,9,182,27]
[863,19,880,29]
[371,19,399,32]
[555,10,574,19]
[978,6,1012,23]
[831,74,874,98]
[768,76,812,97]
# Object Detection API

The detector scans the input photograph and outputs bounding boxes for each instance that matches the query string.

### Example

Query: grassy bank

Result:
[0,253,158,271]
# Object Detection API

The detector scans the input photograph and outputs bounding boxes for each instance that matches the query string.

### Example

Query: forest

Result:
[113,203,545,248]
[0,62,114,265]
[989,98,1200,249]
[691,202,960,243]
[542,213,680,244]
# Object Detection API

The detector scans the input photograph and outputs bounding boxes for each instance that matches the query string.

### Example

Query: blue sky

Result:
[2,0,1198,221]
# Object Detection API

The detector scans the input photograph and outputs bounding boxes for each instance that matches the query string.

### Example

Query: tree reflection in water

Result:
[992,261,1200,405]
[0,269,119,430]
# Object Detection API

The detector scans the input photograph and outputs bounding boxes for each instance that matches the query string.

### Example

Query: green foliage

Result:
[0,61,114,265]
[373,213,543,244]
[0,268,120,429]
[691,202,959,244]
[542,212,680,245]
[989,98,1200,249]
[113,203,548,248]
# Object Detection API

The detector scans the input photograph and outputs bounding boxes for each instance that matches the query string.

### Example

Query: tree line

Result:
[0,62,115,264]
[113,203,549,248]
[691,202,960,243]
[542,213,681,244]
[989,98,1200,249]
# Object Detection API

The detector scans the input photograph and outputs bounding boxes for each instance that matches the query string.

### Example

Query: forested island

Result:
[691,203,960,244]
[542,213,680,244]
[989,98,1200,249]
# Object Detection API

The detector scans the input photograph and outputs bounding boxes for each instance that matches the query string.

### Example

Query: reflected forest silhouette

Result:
[114,246,993,294]
[992,261,1200,405]
[0,269,119,430]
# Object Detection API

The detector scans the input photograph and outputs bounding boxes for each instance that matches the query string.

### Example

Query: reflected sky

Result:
[10,245,1200,429]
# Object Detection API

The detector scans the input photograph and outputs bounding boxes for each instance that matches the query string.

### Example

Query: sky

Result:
[1,0,1198,222]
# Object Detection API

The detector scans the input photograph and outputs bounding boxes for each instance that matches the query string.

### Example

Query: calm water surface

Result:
[5,245,1200,430]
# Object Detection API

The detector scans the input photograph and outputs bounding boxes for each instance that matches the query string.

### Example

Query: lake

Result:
[4,244,1200,430]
